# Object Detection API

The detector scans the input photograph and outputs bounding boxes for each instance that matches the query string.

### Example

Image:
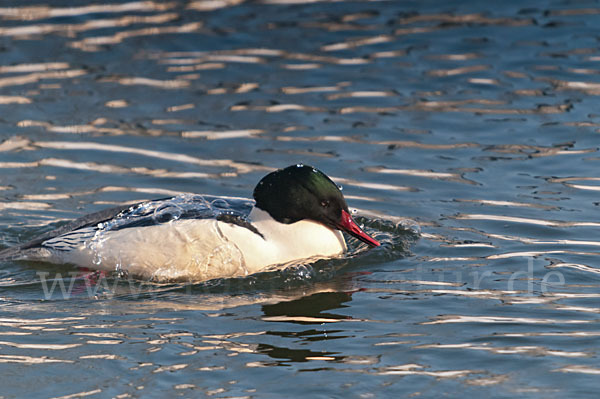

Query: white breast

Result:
[218,208,347,271]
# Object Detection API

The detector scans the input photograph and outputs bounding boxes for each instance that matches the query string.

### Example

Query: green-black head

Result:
[253,164,380,247]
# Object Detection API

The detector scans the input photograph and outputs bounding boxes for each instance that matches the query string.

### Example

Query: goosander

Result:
[1,164,380,282]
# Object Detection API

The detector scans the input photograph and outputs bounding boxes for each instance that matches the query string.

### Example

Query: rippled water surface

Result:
[2,0,600,397]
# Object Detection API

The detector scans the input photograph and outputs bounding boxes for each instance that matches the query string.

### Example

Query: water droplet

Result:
[153,202,184,223]
[337,184,343,191]
[296,163,304,167]
[92,251,102,266]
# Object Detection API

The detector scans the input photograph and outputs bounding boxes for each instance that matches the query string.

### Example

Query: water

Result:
[1,0,600,397]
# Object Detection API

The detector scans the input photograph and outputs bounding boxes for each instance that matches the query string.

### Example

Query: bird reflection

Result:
[257,291,355,364]
[261,291,354,324]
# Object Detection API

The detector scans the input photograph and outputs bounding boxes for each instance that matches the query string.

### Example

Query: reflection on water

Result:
[2,0,600,397]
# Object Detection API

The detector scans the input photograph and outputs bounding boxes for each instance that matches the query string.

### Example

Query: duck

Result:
[0,164,380,282]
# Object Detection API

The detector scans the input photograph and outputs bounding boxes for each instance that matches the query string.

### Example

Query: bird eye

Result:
[320,200,330,208]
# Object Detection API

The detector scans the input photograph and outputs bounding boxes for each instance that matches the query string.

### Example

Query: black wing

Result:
[19,203,135,251]
[0,202,135,260]
[0,195,255,259]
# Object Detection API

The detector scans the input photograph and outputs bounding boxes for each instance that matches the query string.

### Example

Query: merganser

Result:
[0,164,380,282]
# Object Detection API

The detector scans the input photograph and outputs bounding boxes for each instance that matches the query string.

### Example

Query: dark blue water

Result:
[1,0,600,397]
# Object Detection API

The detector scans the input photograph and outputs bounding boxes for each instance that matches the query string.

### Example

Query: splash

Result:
[93,194,254,233]
[223,213,420,290]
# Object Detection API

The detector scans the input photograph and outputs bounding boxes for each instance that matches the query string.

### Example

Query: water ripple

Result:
[1,1,600,397]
